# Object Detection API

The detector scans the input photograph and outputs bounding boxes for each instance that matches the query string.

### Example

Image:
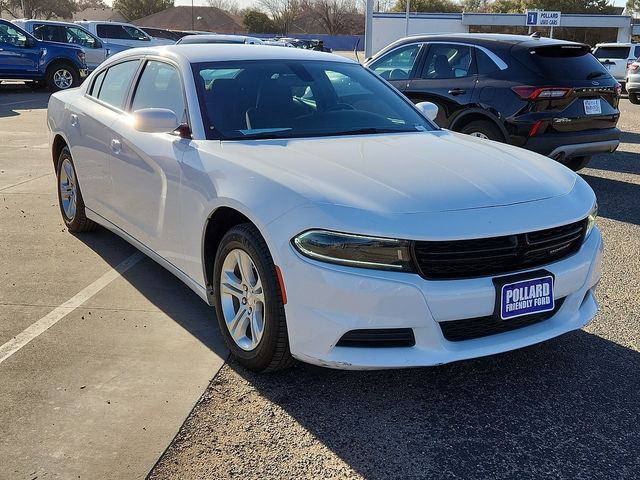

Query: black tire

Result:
[213,223,294,372]
[56,147,99,233]
[28,80,46,90]
[45,62,79,92]
[629,92,640,104]
[564,155,592,172]
[459,120,504,142]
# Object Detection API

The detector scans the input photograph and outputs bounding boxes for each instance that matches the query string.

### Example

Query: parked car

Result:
[626,58,640,104]
[12,19,124,72]
[0,19,88,91]
[177,34,264,45]
[74,21,172,48]
[366,33,621,171]
[139,27,181,42]
[593,42,640,88]
[48,44,602,372]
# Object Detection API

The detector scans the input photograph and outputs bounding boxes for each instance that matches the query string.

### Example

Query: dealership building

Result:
[368,11,640,55]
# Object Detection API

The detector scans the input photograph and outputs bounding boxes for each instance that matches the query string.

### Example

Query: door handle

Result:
[110,139,122,155]
[70,114,79,127]
[448,88,466,96]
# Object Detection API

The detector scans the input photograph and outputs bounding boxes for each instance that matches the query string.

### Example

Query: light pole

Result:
[191,0,194,31]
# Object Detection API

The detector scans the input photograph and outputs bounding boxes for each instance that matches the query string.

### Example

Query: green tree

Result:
[392,0,463,13]
[243,9,278,33]
[112,0,174,21]
[1,0,76,19]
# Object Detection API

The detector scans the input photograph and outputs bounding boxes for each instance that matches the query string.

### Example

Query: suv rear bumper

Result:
[522,128,620,159]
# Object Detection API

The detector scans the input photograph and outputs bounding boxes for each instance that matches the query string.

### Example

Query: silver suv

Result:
[626,58,640,104]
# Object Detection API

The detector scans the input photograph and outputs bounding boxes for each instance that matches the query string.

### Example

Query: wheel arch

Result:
[51,133,69,171]
[449,108,509,143]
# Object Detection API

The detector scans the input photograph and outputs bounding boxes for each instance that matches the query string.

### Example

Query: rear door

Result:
[367,42,425,93]
[404,43,477,127]
[593,45,635,82]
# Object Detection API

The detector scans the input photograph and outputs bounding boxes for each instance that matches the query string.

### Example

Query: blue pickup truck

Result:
[0,19,88,91]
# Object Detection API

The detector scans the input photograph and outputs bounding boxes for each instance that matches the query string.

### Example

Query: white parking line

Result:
[0,252,144,365]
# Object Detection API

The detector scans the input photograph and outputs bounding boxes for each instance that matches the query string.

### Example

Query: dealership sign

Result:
[526,10,562,27]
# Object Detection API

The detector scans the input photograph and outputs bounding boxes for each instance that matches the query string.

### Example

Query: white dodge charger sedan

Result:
[47,45,602,371]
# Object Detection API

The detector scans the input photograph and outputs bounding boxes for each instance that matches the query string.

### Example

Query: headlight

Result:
[586,202,598,238]
[78,50,86,64]
[292,230,414,272]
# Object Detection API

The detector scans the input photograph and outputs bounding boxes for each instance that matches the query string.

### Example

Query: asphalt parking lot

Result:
[1,83,639,480]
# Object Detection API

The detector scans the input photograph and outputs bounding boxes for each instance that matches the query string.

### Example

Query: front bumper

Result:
[522,128,620,159]
[282,227,603,370]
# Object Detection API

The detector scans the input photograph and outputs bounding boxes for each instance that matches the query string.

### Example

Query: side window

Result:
[0,23,29,47]
[370,44,421,81]
[97,24,127,40]
[96,60,140,110]
[131,61,186,122]
[89,69,106,97]
[635,46,640,58]
[476,48,500,75]
[421,44,474,79]
[33,25,66,43]
[123,26,149,41]
[67,27,97,49]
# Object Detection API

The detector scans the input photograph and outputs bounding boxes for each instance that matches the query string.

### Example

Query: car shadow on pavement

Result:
[581,173,640,226]
[230,330,640,479]
[0,85,50,118]
[73,228,227,358]
[586,150,640,176]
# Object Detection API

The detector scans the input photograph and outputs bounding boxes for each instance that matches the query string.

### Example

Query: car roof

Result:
[111,43,352,64]
[595,42,637,47]
[75,20,137,27]
[179,34,249,44]
[13,19,78,26]
[386,33,584,48]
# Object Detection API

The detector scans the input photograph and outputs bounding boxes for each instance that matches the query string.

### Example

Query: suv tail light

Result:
[512,86,573,100]
[627,59,635,69]
[628,62,639,73]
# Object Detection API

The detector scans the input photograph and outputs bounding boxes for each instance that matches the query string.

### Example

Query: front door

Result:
[0,22,39,76]
[108,59,188,265]
[405,43,477,127]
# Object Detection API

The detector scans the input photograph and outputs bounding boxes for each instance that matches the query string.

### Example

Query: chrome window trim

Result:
[425,41,509,71]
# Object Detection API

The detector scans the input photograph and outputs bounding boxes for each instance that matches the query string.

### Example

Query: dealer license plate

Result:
[497,274,555,320]
[584,99,602,115]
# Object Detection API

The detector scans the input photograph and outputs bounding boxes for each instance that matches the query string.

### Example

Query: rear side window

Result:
[123,25,149,41]
[593,46,630,59]
[96,60,140,109]
[32,24,67,43]
[131,61,186,121]
[635,46,640,58]
[514,45,609,81]
[89,69,106,97]
[421,44,474,79]
[97,24,128,40]
[476,49,500,75]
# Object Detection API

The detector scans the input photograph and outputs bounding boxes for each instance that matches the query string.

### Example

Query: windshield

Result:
[593,46,630,59]
[193,60,434,140]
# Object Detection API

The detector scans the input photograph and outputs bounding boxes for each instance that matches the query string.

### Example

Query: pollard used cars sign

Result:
[526,11,561,27]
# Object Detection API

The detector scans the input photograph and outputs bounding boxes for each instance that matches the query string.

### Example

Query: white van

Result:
[593,43,640,88]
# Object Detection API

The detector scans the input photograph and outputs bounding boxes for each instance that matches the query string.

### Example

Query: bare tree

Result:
[304,0,357,34]
[259,0,301,34]
[208,0,242,15]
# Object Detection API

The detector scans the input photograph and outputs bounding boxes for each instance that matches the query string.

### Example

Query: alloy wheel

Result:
[219,249,266,351]
[53,69,73,89]
[59,158,77,220]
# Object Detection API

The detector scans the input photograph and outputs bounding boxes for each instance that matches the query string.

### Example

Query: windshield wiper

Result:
[320,127,417,137]
[587,71,608,80]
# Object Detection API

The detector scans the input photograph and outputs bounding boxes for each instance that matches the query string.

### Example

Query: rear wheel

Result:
[629,92,640,104]
[56,147,99,233]
[564,155,592,172]
[213,223,294,372]
[46,62,79,92]
[459,120,504,142]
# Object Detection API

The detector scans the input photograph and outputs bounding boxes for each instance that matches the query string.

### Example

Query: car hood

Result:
[217,130,577,214]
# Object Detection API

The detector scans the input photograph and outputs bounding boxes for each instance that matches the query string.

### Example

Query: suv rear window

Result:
[513,45,609,81]
[593,46,630,59]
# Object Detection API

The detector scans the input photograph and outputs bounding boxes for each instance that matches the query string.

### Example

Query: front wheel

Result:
[46,63,79,92]
[459,120,504,142]
[213,224,294,372]
[629,92,640,104]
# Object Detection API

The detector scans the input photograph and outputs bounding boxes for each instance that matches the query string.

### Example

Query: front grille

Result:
[413,220,586,280]
[336,328,415,348]
[440,297,565,342]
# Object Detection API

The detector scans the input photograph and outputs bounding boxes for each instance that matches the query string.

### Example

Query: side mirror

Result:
[24,37,35,48]
[133,108,180,134]
[94,40,102,49]
[415,101,438,121]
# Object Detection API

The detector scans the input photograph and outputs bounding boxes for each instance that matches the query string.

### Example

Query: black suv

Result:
[365,33,621,171]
